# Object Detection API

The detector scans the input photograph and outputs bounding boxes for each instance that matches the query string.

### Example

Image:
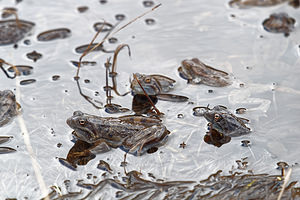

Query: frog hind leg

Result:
[124,125,169,156]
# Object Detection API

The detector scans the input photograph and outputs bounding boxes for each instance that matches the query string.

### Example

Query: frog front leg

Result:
[122,125,169,156]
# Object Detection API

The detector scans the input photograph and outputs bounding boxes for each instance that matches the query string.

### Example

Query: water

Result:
[0,0,300,199]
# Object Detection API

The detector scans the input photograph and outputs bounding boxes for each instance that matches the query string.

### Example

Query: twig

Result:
[110,44,131,96]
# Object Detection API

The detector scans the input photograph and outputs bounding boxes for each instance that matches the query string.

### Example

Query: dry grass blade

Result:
[2,9,21,27]
[75,20,107,79]
[277,168,292,200]
[0,59,20,79]
[74,3,161,79]
[111,44,131,96]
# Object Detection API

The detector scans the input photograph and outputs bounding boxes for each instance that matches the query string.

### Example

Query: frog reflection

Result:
[178,58,231,87]
[204,123,231,147]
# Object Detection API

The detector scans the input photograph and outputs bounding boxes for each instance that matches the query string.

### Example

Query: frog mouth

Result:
[73,127,97,143]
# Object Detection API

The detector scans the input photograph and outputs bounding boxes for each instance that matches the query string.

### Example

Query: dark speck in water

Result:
[236,108,246,114]
[108,37,118,44]
[65,90,68,93]
[77,6,89,13]
[143,0,154,7]
[23,39,31,45]
[52,75,60,81]
[93,22,113,32]
[239,83,245,88]
[246,66,252,70]
[26,50,42,62]
[145,18,155,25]
[179,142,186,149]
[57,143,62,148]
[177,113,184,118]
[147,146,158,154]
[95,91,99,96]
[241,140,250,147]
[208,89,213,93]
[8,65,33,76]
[84,79,90,83]
[20,79,36,85]
[230,14,236,18]
[99,0,107,4]
[87,173,92,179]
[13,44,18,49]
[115,14,125,21]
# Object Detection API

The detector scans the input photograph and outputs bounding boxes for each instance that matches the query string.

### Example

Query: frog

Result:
[203,105,250,137]
[262,13,295,37]
[178,58,231,87]
[229,0,299,8]
[0,90,19,127]
[66,111,170,156]
[130,73,188,102]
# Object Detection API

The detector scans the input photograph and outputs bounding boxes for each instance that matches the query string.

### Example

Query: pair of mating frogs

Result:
[66,111,169,160]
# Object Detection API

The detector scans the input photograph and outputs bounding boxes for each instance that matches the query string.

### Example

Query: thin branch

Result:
[110,44,131,96]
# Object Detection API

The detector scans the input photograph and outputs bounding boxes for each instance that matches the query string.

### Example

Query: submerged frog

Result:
[193,105,250,137]
[262,13,295,37]
[0,90,19,127]
[178,58,231,87]
[130,73,188,102]
[66,111,170,156]
[0,19,35,46]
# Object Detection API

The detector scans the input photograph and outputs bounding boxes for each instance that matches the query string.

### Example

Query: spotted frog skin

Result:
[203,105,250,137]
[178,58,231,87]
[66,111,169,156]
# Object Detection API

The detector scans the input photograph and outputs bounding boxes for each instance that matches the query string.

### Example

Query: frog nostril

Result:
[79,119,85,125]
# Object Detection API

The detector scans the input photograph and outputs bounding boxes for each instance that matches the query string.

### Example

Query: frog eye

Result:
[214,114,220,121]
[79,119,85,125]
[144,77,151,83]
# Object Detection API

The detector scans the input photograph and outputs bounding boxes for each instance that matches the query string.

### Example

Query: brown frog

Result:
[130,73,189,102]
[178,58,231,87]
[66,111,170,156]
[194,105,250,137]
[0,90,19,127]
[262,13,295,37]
